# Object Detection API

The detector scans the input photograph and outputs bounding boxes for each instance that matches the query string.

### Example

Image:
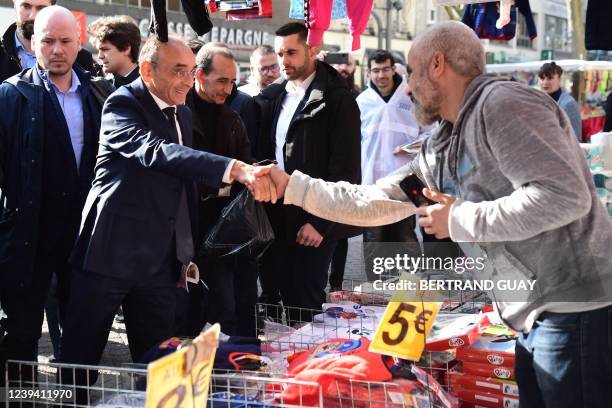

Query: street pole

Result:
[386,0,393,51]
[370,10,384,50]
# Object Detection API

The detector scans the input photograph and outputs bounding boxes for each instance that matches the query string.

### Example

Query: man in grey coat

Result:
[264,21,612,408]
[538,61,582,140]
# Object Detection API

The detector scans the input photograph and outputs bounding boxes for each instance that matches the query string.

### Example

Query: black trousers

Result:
[175,256,258,337]
[60,261,176,404]
[329,238,348,289]
[0,243,72,387]
[363,217,419,281]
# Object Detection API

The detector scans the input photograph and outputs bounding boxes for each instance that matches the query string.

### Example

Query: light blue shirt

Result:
[41,69,84,169]
[14,33,36,69]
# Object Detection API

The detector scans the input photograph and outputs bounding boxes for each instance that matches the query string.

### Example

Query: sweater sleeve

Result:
[284,169,417,227]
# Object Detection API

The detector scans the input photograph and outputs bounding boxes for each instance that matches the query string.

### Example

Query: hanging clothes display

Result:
[302,0,374,51]
[462,0,536,41]
[150,0,213,42]
[586,0,612,50]
[225,0,272,20]
[289,0,347,20]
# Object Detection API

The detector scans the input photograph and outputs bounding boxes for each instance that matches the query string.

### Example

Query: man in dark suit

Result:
[59,35,274,393]
[0,5,102,387]
[255,22,361,318]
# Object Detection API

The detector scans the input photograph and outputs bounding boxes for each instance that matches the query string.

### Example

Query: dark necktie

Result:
[162,106,194,265]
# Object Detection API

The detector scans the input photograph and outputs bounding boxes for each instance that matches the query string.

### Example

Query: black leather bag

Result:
[199,187,274,259]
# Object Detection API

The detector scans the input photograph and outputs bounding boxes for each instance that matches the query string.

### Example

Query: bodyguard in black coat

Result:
[0,7,102,387]
[255,23,361,316]
[0,22,96,82]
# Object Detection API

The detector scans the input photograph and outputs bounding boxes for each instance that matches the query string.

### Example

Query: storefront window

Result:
[544,14,571,53]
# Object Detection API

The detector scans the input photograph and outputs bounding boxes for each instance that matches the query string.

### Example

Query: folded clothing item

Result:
[281,338,394,405]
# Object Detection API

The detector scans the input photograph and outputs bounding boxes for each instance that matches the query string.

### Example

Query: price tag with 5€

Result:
[369,277,441,361]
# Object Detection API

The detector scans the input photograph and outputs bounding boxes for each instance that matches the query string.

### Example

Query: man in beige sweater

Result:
[262,21,612,408]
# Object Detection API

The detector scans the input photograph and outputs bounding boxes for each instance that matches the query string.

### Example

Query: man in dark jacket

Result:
[0,0,95,82]
[227,83,259,156]
[183,43,257,336]
[256,22,361,317]
[0,6,103,386]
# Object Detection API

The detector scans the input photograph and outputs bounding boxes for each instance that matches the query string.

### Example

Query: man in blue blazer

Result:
[60,35,274,389]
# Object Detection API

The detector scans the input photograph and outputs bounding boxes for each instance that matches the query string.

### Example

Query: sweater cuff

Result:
[307,28,325,47]
[448,198,479,242]
[284,170,311,208]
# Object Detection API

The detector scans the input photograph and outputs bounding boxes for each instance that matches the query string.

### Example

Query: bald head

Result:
[32,5,80,79]
[33,5,78,38]
[410,21,485,80]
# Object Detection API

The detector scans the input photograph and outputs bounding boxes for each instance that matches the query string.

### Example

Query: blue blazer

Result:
[71,78,232,280]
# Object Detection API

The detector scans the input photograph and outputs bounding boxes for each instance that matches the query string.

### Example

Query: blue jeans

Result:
[516,306,612,408]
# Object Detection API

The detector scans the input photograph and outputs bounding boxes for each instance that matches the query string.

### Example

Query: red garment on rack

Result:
[305,0,374,50]
[582,115,606,142]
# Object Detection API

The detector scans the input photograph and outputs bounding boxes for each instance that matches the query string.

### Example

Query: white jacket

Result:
[357,79,435,185]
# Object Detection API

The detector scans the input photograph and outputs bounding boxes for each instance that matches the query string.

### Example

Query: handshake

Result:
[230,161,290,203]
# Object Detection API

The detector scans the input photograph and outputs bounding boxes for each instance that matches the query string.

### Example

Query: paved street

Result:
[37,236,367,366]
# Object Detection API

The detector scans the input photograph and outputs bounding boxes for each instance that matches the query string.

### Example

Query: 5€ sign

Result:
[369,300,441,361]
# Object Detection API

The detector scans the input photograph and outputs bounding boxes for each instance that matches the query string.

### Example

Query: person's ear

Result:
[140,60,153,82]
[430,51,445,79]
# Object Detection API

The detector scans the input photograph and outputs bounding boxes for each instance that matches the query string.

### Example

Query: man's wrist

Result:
[227,159,243,183]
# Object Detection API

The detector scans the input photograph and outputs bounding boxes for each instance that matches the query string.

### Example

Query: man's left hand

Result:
[296,223,323,247]
[414,188,457,239]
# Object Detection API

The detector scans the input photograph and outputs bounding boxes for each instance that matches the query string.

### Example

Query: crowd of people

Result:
[0,1,611,407]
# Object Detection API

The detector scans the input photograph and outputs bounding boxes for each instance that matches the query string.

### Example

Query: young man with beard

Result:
[331,53,360,98]
[0,0,94,82]
[358,50,435,281]
[255,22,360,318]
[264,21,612,408]
[88,15,141,88]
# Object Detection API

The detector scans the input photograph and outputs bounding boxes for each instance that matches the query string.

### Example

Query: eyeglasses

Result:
[371,67,393,74]
[259,63,279,74]
[152,62,197,79]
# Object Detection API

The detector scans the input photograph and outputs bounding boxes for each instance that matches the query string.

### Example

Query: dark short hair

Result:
[188,38,206,55]
[368,50,395,69]
[88,16,141,63]
[196,42,235,75]
[275,22,308,43]
[538,61,563,79]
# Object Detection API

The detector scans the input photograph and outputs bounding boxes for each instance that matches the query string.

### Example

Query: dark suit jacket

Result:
[71,78,232,280]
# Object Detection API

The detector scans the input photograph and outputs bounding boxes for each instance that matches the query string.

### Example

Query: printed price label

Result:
[369,300,441,361]
[145,324,220,408]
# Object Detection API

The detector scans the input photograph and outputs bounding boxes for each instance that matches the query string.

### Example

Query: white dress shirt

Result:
[149,91,235,183]
[274,71,316,170]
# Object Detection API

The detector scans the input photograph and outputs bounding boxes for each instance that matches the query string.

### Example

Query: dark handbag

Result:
[199,187,274,259]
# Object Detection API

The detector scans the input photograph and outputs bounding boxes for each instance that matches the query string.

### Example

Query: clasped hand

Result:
[231,162,290,203]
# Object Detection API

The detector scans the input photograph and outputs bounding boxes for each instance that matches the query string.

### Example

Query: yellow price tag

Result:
[145,324,220,408]
[369,300,441,361]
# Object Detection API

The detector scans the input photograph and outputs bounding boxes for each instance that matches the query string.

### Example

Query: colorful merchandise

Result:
[281,338,393,405]
[426,314,484,351]
[289,0,347,20]
[461,0,536,41]
[461,361,515,381]
[302,0,374,50]
[448,372,519,398]
[454,387,519,408]
[455,326,516,367]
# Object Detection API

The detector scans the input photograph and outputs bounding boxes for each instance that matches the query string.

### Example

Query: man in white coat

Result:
[358,50,435,280]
